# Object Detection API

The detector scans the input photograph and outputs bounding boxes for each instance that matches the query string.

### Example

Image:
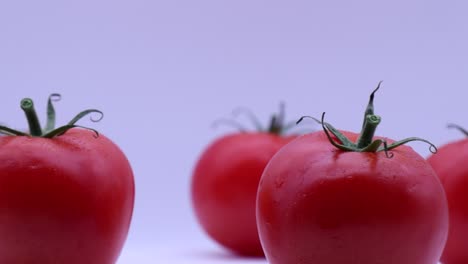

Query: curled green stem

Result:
[361,81,382,128]
[297,82,437,157]
[0,94,103,138]
[213,102,312,135]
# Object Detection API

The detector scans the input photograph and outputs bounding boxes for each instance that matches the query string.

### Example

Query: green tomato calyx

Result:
[297,82,437,157]
[0,94,103,138]
[212,102,311,135]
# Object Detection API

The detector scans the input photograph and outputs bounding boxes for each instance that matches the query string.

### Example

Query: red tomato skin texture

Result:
[0,129,134,264]
[191,133,294,256]
[257,131,448,264]
[428,139,468,264]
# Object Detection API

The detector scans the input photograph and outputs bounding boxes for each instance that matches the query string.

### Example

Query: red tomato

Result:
[427,124,468,264]
[256,84,448,264]
[191,104,299,256]
[0,95,134,264]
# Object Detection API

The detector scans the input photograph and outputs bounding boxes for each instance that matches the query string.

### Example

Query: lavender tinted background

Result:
[0,0,466,262]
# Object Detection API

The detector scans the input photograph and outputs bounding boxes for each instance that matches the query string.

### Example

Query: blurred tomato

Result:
[191,104,300,256]
[428,124,468,264]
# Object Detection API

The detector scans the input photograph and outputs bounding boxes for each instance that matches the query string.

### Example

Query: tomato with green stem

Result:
[427,124,468,264]
[257,83,448,264]
[0,95,134,264]
[191,103,306,256]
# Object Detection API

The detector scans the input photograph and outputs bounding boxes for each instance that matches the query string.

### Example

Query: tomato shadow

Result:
[184,249,266,262]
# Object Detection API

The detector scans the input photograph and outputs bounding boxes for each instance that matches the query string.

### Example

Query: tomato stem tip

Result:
[20,98,43,136]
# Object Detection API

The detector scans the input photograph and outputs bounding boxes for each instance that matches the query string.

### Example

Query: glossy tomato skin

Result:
[257,131,448,264]
[427,138,468,264]
[0,128,134,264]
[192,132,294,256]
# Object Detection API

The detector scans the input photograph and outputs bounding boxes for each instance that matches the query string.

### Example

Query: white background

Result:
[0,0,466,263]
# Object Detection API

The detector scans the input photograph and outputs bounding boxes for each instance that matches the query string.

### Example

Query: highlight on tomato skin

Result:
[0,94,135,264]
[256,83,449,264]
[190,103,311,257]
[427,124,468,264]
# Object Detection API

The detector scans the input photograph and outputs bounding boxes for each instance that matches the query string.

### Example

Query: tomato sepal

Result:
[297,82,437,157]
[0,94,103,139]
[213,102,313,135]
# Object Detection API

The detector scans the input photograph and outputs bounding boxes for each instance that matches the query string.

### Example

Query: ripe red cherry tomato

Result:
[427,124,468,264]
[191,105,300,256]
[0,95,134,264]
[257,84,448,264]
